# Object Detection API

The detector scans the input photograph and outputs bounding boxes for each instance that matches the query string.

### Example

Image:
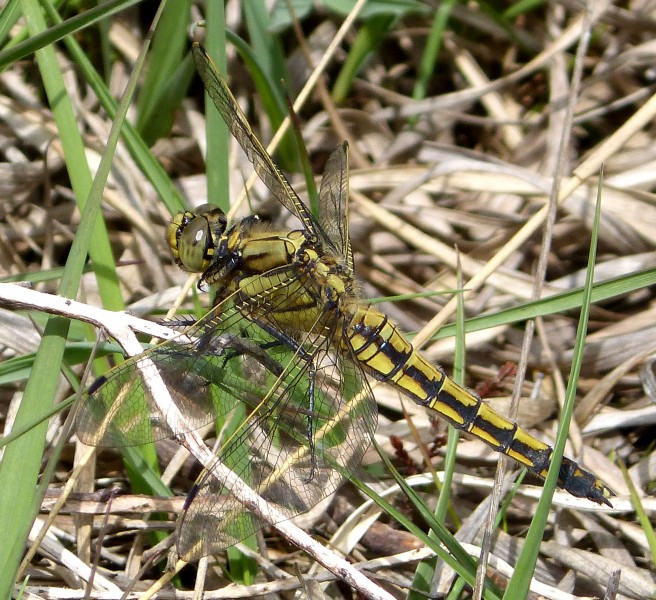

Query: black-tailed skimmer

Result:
[76,43,613,561]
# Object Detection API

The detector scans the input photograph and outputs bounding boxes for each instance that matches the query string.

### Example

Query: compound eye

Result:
[177,215,213,272]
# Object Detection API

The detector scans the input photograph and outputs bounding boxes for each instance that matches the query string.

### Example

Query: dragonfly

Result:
[76,42,612,562]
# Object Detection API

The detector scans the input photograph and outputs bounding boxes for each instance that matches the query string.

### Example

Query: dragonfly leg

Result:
[194,330,286,377]
[162,316,197,329]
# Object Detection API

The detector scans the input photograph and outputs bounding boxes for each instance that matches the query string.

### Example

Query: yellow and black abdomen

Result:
[347,306,612,506]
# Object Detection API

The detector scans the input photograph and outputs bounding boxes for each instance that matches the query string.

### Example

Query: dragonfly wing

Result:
[176,302,377,559]
[191,44,319,239]
[318,142,354,271]
[76,304,283,447]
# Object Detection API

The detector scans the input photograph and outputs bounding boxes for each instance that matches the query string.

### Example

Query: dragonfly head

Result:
[168,204,228,273]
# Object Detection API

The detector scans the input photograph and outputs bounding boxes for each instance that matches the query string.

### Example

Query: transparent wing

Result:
[318,142,354,271]
[176,308,377,560]
[76,303,285,447]
[191,43,320,239]
[78,264,377,559]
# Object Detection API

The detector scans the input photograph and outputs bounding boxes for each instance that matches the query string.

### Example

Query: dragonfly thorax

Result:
[227,223,357,325]
[169,206,356,317]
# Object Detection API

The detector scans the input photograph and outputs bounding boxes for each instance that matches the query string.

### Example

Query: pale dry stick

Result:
[394,85,656,351]
[351,183,540,301]
[448,39,523,151]
[0,284,393,600]
[572,94,656,185]
[285,2,370,170]
[577,344,656,426]
[540,540,654,598]
[460,543,595,600]
[152,548,440,599]
[351,471,621,511]
[373,0,613,121]
[351,161,553,196]
[16,445,96,581]
[541,18,571,177]
[0,284,191,585]
[26,519,122,595]
[585,403,656,438]
[225,0,368,220]
[0,284,178,348]
[193,556,210,600]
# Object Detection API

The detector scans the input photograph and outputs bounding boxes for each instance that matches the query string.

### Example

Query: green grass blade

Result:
[201,5,229,214]
[504,184,603,597]
[197,8,260,581]
[0,0,142,69]
[39,2,185,213]
[352,449,503,600]
[332,14,395,104]
[0,0,100,589]
[136,0,192,144]
[619,459,656,564]
[411,0,457,104]
[0,0,22,46]
[432,268,656,342]
[240,3,298,173]
[242,1,287,95]
[0,1,171,592]
[0,55,84,600]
